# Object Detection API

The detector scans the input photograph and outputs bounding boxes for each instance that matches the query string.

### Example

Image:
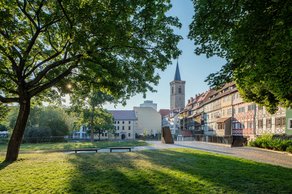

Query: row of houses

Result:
[176,82,292,143]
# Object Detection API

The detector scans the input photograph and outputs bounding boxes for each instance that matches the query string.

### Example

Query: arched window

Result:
[178,86,182,94]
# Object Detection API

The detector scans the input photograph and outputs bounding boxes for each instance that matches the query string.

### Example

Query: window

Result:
[117,126,119,130]
[129,121,131,124]
[128,126,131,130]
[289,119,292,129]
[227,108,232,115]
[266,118,272,128]
[128,133,131,137]
[105,133,107,136]
[178,87,182,94]
[122,126,125,130]
[114,121,116,124]
[238,107,245,113]
[218,123,224,130]
[247,121,253,128]
[248,104,256,111]
[122,121,124,124]
[258,119,263,128]
[117,121,120,124]
[276,117,286,127]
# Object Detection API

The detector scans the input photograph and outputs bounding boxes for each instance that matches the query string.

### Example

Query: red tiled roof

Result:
[159,109,170,117]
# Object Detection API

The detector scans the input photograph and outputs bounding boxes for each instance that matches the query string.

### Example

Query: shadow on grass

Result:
[67,149,292,193]
[0,161,11,171]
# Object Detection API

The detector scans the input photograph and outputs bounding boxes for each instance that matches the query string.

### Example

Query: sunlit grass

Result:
[0,140,148,152]
[0,148,291,193]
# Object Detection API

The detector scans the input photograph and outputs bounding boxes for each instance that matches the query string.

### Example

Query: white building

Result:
[109,110,137,140]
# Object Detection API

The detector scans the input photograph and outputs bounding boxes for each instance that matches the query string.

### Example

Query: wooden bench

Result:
[109,147,132,152]
[71,148,100,153]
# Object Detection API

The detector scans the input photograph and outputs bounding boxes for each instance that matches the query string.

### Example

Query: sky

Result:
[104,0,226,111]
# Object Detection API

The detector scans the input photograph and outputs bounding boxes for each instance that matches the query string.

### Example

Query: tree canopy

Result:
[0,0,181,162]
[189,0,292,113]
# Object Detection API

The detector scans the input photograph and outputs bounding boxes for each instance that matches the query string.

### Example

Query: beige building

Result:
[134,107,161,136]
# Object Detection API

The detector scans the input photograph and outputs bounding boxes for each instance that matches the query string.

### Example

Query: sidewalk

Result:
[134,141,292,168]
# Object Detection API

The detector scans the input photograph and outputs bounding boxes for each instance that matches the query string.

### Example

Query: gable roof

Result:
[108,110,137,120]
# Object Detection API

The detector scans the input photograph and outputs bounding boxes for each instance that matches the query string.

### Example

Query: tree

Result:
[189,0,292,113]
[0,0,181,162]
[83,108,114,141]
[79,90,115,142]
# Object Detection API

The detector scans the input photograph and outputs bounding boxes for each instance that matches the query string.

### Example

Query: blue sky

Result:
[105,0,226,110]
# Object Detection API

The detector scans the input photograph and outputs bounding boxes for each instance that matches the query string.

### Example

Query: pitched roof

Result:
[159,109,170,117]
[174,61,181,81]
[108,110,137,120]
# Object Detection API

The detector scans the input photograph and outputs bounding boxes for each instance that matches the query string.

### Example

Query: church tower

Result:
[170,61,185,112]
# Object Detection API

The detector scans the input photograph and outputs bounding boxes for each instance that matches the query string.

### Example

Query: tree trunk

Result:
[98,129,101,141]
[5,98,31,162]
[90,111,94,143]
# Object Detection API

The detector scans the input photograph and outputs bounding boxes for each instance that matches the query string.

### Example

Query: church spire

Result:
[174,61,181,81]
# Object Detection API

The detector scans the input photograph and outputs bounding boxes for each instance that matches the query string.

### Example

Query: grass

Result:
[0,140,148,152]
[0,148,291,193]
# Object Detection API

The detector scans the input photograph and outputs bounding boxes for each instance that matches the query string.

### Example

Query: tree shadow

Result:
[67,149,292,193]
[0,161,11,171]
[138,149,292,193]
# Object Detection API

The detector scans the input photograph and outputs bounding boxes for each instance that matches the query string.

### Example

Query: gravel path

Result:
[133,141,292,168]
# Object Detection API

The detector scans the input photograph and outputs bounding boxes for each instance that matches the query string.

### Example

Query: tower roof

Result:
[174,61,181,81]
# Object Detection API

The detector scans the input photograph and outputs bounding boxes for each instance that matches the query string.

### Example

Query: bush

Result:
[286,146,292,153]
[250,134,292,152]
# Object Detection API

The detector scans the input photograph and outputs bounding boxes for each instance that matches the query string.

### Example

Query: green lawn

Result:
[0,140,148,152]
[0,148,291,193]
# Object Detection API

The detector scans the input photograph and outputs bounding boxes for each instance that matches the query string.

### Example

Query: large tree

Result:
[0,0,181,162]
[189,0,292,113]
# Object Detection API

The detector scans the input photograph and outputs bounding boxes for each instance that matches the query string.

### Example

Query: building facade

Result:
[134,107,161,137]
[109,110,137,140]
[180,82,290,143]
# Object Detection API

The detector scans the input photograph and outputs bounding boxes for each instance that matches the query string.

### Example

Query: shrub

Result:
[286,146,292,153]
[250,134,292,152]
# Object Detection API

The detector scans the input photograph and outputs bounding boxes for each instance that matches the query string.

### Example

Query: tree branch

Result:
[17,0,38,29]
[27,54,83,87]
[29,62,79,97]
[0,95,19,103]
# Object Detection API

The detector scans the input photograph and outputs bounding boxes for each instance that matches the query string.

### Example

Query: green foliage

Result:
[0,0,181,104]
[0,124,8,131]
[249,134,292,152]
[0,149,292,193]
[189,0,292,113]
[83,108,114,134]
[8,106,75,143]
[0,103,9,121]
[286,146,292,153]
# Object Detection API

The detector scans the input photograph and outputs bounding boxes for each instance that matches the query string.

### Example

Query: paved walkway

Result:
[133,141,292,168]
